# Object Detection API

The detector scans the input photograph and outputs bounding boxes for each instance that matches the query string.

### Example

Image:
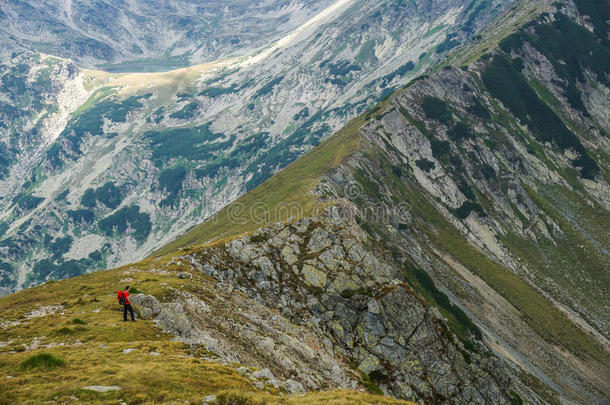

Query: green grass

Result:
[19,353,65,371]
[424,24,447,38]
[399,177,609,366]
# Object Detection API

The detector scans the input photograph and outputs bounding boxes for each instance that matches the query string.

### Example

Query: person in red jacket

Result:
[117,286,135,322]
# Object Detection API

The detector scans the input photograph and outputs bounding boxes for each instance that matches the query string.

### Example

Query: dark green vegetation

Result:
[158,166,187,207]
[144,124,233,167]
[98,205,151,243]
[19,353,65,371]
[254,76,285,98]
[379,62,415,86]
[436,34,460,54]
[500,13,610,115]
[447,122,475,141]
[31,256,98,285]
[421,96,452,124]
[454,201,486,219]
[80,182,123,209]
[404,265,482,346]
[13,194,44,211]
[573,0,610,43]
[415,158,435,172]
[54,189,69,202]
[48,236,73,260]
[169,102,199,120]
[199,84,239,98]
[482,54,598,179]
[0,144,12,179]
[244,111,331,190]
[67,209,95,224]
[466,98,490,119]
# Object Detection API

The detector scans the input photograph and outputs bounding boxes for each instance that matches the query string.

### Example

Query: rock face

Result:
[138,216,515,403]
[306,5,610,403]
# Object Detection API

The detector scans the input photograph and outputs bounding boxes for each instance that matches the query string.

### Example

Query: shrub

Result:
[80,188,97,208]
[169,102,199,119]
[412,267,482,340]
[72,318,87,325]
[98,205,151,242]
[144,124,231,166]
[14,194,44,211]
[253,75,285,98]
[454,201,486,219]
[54,189,69,201]
[19,353,65,370]
[436,36,460,54]
[467,98,490,119]
[421,96,452,124]
[481,164,496,179]
[158,166,187,207]
[415,158,435,172]
[447,122,474,140]
[67,209,95,224]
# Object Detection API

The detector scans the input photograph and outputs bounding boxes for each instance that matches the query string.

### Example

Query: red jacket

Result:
[117,290,130,304]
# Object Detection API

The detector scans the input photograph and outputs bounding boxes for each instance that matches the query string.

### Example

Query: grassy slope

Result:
[154,112,368,256]
[0,259,410,405]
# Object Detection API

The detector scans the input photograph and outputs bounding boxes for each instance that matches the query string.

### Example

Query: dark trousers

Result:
[123,303,135,321]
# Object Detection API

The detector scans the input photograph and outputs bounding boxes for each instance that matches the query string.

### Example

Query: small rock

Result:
[252,368,274,380]
[122,348,135,354]
[285,378,305,393]
[203,394,216,403]
[237,366,250,375]
[99,344,107,349]
[92,309,100,313]
[82,386,121,392]
[150,351,160,356]
[177,272,190,279]
[252,381,264,390]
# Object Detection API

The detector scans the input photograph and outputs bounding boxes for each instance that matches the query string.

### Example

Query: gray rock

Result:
[307,228,332,253]
[285,378,305,393]
[82,386,121,392]
[203,394,217,403]
[156,303,192,338]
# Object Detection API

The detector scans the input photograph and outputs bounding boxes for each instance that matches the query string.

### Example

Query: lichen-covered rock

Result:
[184,217,513,403]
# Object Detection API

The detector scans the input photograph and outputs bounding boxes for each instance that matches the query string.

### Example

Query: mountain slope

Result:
[0,256,415,404]
[1,1,608,403]
[0,0,518,294]
[152,1,610,403]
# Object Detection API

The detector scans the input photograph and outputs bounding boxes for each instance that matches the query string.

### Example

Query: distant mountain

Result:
[0,0,335,70]
[0,0,514,294]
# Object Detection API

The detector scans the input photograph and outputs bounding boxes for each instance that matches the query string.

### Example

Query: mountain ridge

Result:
[1,0,609,403]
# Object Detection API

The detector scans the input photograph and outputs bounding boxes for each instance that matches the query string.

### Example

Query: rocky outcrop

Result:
[148,216,515,403]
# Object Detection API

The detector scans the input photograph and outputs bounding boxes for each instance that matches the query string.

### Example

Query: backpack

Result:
[117,290,125,305]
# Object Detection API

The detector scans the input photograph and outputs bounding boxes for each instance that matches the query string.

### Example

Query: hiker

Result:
[117,286,135,322]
